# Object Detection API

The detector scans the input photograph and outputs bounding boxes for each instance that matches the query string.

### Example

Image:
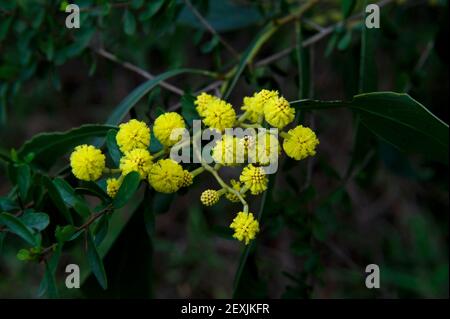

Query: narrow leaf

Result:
[112,172,140,209]
[0,212,38,246]
[86,231,108,290]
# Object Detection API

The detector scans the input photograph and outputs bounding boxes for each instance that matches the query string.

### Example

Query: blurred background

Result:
[0,0,448,298]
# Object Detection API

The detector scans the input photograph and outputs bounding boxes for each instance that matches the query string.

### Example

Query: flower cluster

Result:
[69,89,319,245]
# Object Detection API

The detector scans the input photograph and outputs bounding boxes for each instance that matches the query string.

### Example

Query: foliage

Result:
[0,0,448,298]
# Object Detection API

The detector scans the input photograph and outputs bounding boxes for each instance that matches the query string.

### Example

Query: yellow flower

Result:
[202,99,236,131]
[241,90,278,123]
[225,179,246,203]
[119,148,153,179]
[200,189,219,206]
[229,211,260,245]
[264,96,295,129]
[239,164,268,195]
[148,159,184,193]
[70,144,105,181]
[106,178,121,198]
[247,132,279,166]
[241,96,263,123]
[153,112,186,147]
[211,135,243,166]
[116,119,151,153]
[194,92,218,117]
[180,170,193,187]
[282,125,319,160]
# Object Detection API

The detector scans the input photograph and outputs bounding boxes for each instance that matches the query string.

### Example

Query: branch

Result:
[94,47,185,96]
[183,0,239,58]
[255,0,394,68]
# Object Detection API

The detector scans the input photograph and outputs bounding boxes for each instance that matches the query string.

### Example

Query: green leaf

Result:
[82,196,153,297]
[43,176,73,224]
[123,10,136,35]
[112,172,141,209]
[0,212,38,246]
[106,129,121,167]
[337,30,352,51]
[181,93,199,126]
[222,22,278,99]
[105,68,214,126]
[53,178,90,218]
[44,261,59,298]
[86,231,108,290]
[293,92,449,164]
[0,197,19,212]
[77,181,110,203]
[139,0,165,21]
[93,214,109,246]
[55,225,78,243]
[341,0,357,19]
[201,35,219,53]
[152,193,174,214]
[20,210,49,231]
[14,163,31,201]
[18,124,114,169]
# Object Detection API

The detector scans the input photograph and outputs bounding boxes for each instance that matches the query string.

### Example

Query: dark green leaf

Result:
[223,22,277,99]
[106,129,121,167]
[55,225,78,243]
[105,68,214,126]
[139,0,165,21]
[123,10,136,35]
[53,178,90,218]
[18,124,114,169]
[20,210,49,231]
[0,212,38,246]
[43,176,73,224]
[86,231,108,290]
[341,0,357,19]
[293,92,449,164]
[82,197,153,297]
[44,261,59,298]
[0,197,19,212]
[112,172,140,208]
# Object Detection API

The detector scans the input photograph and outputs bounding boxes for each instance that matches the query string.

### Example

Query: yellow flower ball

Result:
[247,132,280,166]
[180,170,193,187]
[239,164,268,195]
[153,112,186,147]
[264,96,295,129]
[194,92,218,117]
[148,159,184,193]
[106,178,121,198]
[229,211,260,245]
[116,119,151,153]
[200,189,219,206]
[241,96,263,123]
[255,89,279,104]
[202,99,236,131]
[241,90,278,123]
[211,135,243,166]
[70,144,105,181]
[119,148,153,179]
[282,125,319,160]
[225,179,246,203]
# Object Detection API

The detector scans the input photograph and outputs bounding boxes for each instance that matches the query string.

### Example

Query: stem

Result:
[190,166,205,177]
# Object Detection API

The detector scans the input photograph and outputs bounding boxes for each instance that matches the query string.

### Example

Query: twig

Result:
[94,47,185,96]
[255,0,394,68]
[183,0,239,58]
